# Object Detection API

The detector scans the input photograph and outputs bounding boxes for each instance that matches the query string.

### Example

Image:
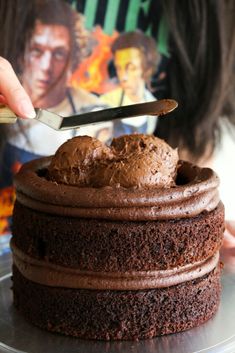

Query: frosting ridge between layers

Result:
[11,240,220,290]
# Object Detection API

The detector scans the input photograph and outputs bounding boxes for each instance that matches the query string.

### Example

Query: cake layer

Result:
[14,158,220,220]
[12,201,224,272]
[11,240,219,290]
[12,265,221,340]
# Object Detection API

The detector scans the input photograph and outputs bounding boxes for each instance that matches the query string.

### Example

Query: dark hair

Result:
[155,0,235,162]
[0,0,35,161]
[111,31,159,88]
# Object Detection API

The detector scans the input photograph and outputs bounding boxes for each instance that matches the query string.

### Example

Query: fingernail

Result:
[19,99,36,119]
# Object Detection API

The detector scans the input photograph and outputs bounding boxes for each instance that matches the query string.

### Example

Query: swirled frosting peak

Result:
[47,134,179,189]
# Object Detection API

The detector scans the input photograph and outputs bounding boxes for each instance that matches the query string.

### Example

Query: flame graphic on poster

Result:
[70,26,118,94]
[0,161,21,235]
[0,186,15,234]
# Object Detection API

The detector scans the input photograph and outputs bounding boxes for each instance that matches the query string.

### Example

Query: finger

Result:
[0,57,35,119]
[0,95,7,104]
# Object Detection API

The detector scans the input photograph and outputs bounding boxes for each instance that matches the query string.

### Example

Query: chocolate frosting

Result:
[14,157,220,221]
[47,134,179,189]
[47,136,114,187]
[11,240,219,290]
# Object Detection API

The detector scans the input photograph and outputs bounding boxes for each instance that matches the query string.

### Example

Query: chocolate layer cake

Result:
[11,134,224,340]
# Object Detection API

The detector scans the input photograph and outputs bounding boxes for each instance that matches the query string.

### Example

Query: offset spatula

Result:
[0,99,178,130]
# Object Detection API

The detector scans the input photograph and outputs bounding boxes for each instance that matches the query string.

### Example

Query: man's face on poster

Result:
[22,20,71,107]
[114,47,145,98]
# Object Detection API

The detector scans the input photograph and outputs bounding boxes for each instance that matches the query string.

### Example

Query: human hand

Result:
[0,57,35,119]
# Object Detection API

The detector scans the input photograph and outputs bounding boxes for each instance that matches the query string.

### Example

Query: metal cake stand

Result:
[1,249,235,353]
